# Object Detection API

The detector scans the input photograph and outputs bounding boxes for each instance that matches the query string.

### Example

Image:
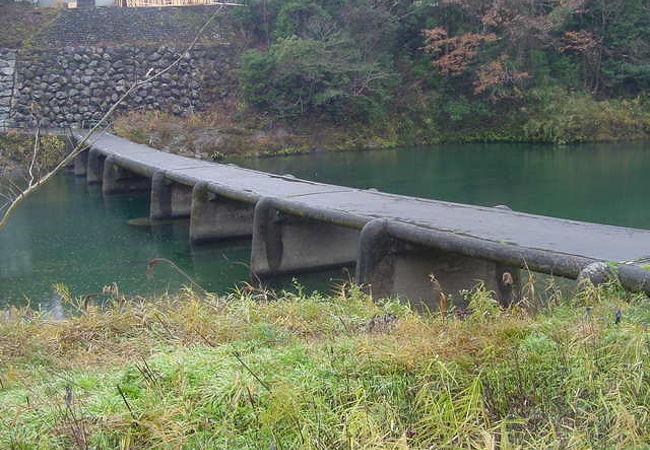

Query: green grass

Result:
[1,281,650,448]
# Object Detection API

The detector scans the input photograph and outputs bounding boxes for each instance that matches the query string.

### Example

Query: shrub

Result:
[238,36,395,122]
[523,88,650,144]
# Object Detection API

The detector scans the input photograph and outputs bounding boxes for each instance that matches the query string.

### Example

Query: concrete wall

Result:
[250,198,360,278]
[189,183,255,243]
[356,220,520,310]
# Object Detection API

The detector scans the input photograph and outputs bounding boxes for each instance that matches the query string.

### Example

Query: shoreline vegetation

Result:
[153,0,650,158]
[111,101,650,161]
[2,102,649,176]
[0,132,65,174]
[2,280,650,448]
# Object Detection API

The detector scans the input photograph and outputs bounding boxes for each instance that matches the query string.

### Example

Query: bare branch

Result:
[28,124,40,188]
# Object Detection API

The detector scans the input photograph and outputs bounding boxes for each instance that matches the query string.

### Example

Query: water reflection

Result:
[0,173,250,307]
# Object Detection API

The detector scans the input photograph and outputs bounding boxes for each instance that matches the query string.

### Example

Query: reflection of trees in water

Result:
[248,142,650,229]
[0,175,32,278]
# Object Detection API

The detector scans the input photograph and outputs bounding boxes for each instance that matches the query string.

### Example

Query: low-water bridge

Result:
[72,132,650,306]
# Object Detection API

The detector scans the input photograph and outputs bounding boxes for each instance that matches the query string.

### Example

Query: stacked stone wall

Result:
[0,50,16,129]
[11,44,236,128]
[34,6,232,47]
[4,5,238,128]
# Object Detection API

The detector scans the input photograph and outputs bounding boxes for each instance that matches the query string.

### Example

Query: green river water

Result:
[1,141,650,309]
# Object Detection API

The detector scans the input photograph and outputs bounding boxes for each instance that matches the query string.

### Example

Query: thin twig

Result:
[147,257,209,294]
[232,351,272,392]
[28,125,40,188]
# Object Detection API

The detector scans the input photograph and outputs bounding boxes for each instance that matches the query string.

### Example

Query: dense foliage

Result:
[236,0,398,122]
[239,37,395,121]
[235,0,650,142]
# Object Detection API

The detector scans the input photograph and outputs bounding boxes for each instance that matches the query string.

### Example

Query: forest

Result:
[235,0,650,143]
[3,0,650,148]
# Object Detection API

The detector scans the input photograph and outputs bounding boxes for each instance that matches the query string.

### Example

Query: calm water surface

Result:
[244,142,650,227]
[1,141,649,307]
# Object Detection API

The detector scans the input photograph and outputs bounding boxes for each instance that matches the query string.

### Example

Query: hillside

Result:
[117,0,650,155]
[4,0,650,154]
[0,0,60,48]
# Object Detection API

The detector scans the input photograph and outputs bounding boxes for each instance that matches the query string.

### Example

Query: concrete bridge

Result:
[72,131,650,306]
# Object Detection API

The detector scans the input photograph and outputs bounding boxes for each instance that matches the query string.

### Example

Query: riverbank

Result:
[2,281,649,448]
[112,94,650,160]
[112,110,406,161]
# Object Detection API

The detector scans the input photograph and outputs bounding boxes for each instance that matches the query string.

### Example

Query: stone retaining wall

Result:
[11,44,236,128]
[3,5,239,128]
[34,6,231,47]
[0,50,16,130]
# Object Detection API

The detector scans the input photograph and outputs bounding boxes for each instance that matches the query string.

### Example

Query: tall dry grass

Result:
[1,280,649,448]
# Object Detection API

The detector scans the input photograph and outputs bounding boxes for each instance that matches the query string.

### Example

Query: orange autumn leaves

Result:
[474,56,531,100]
[419,0,598,101]
[422,28,498,76]
[422,27,530,102]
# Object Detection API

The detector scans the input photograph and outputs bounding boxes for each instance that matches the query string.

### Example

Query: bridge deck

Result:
[82,131,650,267]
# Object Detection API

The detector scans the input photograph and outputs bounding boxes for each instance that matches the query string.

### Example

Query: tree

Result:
[422,27,498,76]
[239,36,395,121]
[474,55,531,102]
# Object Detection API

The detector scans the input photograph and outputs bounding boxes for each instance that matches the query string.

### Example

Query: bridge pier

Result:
[189,182,255,243]
[250,198,359,278]
[74,151,87,177]
[86,148,105,184]
[102,156,150,196]
[150,172,192,221]
[356,220,519,310]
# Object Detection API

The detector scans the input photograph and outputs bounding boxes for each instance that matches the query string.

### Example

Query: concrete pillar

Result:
[86,148,104,184]
[250,197,360,278]
[74,151,87,177]
[171,183,192,218]
[151,172,172,220]
[578,262,615,287]
[150,172,192,221]
[356,219,519,309]
[189,182,255,244]
[102,156,150,196]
